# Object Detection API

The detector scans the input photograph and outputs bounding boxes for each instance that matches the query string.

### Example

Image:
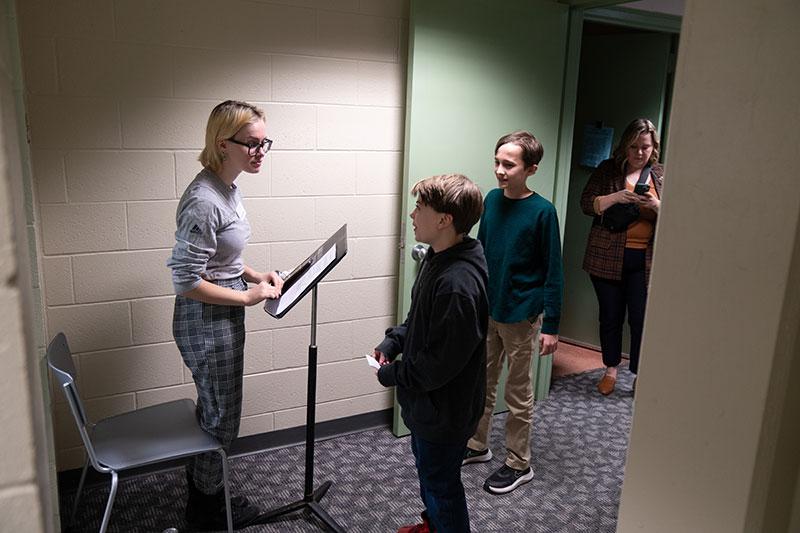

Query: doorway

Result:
[560,16,680,350]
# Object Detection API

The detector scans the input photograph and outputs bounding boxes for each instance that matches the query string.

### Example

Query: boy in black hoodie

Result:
[372,174,488,533]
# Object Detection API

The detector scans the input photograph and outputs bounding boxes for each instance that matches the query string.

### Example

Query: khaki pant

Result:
[468,316,541,471]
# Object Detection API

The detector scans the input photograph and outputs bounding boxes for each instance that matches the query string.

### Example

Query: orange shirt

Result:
[625,180,658,249]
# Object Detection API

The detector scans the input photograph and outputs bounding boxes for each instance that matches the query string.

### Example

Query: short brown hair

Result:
[613,118,660,168]
[495,130,544,167]
[411,174,483,235]
[200,100,266,172]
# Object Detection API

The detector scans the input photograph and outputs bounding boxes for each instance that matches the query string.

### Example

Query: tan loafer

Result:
[597,373,616,395]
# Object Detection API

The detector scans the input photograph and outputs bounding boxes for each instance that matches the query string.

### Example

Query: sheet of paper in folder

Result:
[276,244,337,315]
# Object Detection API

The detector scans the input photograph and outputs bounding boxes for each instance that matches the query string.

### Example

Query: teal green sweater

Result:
[477,189,563,334]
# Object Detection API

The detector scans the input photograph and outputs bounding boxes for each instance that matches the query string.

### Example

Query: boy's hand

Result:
[373,349,389,365]
[372,350,389,376]
[539,333,558,356]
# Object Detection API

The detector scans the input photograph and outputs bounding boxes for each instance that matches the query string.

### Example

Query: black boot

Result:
[185,475,217,530]
[186,474,260,530]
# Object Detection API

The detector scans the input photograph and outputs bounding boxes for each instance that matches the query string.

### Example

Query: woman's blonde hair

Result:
[613,118,660,168]
[200,100,265,172]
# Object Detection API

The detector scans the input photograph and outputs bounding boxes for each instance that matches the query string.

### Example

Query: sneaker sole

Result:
[462,449,493,465]
[483,468,534,494]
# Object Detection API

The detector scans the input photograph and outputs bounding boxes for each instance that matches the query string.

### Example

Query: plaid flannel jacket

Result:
[580,158,664,281]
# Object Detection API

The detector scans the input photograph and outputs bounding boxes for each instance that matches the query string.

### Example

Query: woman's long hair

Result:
[612,118,660,168]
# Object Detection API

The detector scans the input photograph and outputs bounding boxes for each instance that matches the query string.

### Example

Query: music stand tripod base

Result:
[252,480,344,532]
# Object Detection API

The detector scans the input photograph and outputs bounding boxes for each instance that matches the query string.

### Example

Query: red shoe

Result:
[398,512,433,532]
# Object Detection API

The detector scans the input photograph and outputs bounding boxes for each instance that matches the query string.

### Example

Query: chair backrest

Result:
[46,333,104,471]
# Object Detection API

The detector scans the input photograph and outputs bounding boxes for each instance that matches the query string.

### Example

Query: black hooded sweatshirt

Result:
[377,236,488,444]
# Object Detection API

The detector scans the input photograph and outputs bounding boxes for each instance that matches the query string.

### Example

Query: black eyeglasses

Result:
[227,137,273,156]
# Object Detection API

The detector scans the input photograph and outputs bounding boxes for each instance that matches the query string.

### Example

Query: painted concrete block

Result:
[355,151,402,195]
[131,296,175,345]
[357,60,405,107]
[318,11,399,62]
[245,197,316,243]
[80,342,184,398]
[263,103,317,150]
[271,151,356,197]
[72,249,173,303]
[136,383,197,409]
[317,277,395,322]
[318,105,403,151]
[42,256,74,306]
[27,95,120,150]
[174,48,270,101]
[31,149,67,204]
[351,236,400,278]
[18,0,114,40]
[46,302,131,353]
[65,151,175,202]
[113,43,174,98]
[244,329,274,375]
[127,200,179,250]
[239,412,275,438]
[20,37,57,95]
[272,55,357,105]
[40,203,127,254]
[243,367,308,415]
[120,99,209,149]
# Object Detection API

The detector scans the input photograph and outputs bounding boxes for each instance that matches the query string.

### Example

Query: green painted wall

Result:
[394,0,571,435]
[560,30,672,349]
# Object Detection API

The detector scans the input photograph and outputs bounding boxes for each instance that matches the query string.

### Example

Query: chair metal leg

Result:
[99,471,119,533]
[218,449,233,533]
[69,458,90,528]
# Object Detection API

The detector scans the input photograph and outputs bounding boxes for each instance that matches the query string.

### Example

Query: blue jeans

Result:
[411,434,470,533]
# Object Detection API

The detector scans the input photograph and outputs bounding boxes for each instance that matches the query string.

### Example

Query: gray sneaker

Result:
[483,464,534,494]
[462,447,492,465]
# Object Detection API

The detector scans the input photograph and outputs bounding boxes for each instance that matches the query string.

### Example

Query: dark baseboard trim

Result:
[559,337,630,359]
[559,337,601,352]
[57,407,393,493]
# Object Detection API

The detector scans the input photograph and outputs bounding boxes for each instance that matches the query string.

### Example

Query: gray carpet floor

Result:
[60,367,634,532]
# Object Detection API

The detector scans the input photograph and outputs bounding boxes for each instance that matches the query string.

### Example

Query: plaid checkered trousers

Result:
[173,277,247,494]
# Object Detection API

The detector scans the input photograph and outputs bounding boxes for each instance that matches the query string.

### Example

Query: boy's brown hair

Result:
[495,130,544,167]
[411,173,483,235]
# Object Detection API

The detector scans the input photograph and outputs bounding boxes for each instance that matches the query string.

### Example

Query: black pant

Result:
[590,248,647,374]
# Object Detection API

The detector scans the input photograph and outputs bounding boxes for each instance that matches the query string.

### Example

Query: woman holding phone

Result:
[580,118,664,396]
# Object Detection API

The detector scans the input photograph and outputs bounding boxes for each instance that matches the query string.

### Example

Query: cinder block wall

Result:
[18,0,409,470]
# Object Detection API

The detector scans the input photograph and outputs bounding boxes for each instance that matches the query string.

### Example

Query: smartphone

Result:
[634,183,650,195]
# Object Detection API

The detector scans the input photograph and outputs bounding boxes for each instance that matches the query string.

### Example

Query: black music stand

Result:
[254,224,348,533]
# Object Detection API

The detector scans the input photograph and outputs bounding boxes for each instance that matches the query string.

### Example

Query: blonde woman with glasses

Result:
[167,100,283,529]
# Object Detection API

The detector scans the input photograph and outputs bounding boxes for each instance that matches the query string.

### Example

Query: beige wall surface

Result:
[18,0,409,471]
[0,0,46,531]
[617,0,800,532]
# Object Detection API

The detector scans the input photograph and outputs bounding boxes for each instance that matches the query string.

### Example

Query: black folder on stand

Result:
[264,224,348,319]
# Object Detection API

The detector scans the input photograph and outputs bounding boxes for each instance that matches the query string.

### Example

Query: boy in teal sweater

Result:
[462,130,563,495]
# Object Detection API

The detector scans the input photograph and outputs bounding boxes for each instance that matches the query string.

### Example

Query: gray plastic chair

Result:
[46,332,233,533]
